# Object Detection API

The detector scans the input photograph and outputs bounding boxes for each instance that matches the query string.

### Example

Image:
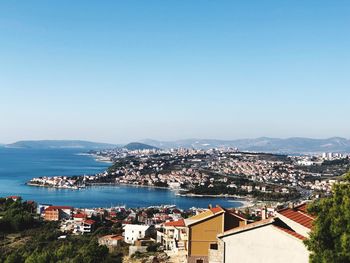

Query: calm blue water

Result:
[0,148,242,209]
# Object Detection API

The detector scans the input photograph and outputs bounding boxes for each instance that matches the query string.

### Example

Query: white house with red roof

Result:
[157,219,188,253]
[276,203,314,238]
[73,213,87,222]
[60,217,96,235]
[81,219,96,233]
[208,203,314,263]
[6,196,21,201]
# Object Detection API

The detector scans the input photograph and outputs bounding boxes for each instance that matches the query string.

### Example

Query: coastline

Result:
[3,148,248,209]
[26,182,81,190]
[25,152,253,208]
[26,181,252,205]
[28,181,182,191]
[87,153,113,164]
[177,193,254,206]
[75,152,113,164]
[86,182,172,190]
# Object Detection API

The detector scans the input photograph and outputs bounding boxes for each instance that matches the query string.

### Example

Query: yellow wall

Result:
[189,214,223,256]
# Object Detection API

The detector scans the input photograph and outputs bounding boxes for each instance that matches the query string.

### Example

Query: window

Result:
[210,243,218,250]
[196,260,204,263]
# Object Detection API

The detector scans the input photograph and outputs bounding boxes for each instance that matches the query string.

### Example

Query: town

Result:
[17,148,350,262]
[28,147,350,203]
[0,194,315,263]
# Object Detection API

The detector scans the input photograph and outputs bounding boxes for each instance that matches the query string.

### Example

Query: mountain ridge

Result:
[6,140,118,149]
[123,142,159,151]
[141,137,350,153]
[3,137,350,153]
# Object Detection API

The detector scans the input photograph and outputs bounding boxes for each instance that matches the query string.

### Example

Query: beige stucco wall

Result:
[221,225,309,263]
[189,214,223,257]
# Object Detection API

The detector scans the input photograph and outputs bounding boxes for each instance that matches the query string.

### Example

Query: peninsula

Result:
[27,146,350,202]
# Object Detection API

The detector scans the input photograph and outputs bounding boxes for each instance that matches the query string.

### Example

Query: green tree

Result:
[4,253,23,263]
[304,172,350,263]
[73,240,109,263]
[24,251,53,263]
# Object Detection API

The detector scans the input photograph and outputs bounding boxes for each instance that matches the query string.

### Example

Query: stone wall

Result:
[129,245,148,256]
[208,239,224,263]
[187,256,208,263]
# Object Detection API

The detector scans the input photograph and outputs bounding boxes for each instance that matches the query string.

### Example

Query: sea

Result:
[0,148,243,209]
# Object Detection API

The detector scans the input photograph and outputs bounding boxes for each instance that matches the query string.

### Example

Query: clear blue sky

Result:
[0,1,349,144]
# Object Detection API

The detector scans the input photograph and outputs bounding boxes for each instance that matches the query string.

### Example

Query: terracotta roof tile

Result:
[84,219,96,225]
[296,203,308,213]
[100,235,123,240]
[278,203,314,229]
[165,219,185,227]
[45,206,73,211]
[210,207,224,214]
[6,196,21,199]
[188,206,224,221]
[74,213,86,219]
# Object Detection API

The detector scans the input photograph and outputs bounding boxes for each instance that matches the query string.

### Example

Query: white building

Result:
[209,203,313,263]
[157,219,187,252]
[60,219,96,235]
[123,224,153,244]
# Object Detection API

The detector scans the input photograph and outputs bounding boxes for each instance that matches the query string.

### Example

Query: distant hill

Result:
[123,142,159,151]
[5,137,350,153]
[141,137,350,154]
[6,140,118,149]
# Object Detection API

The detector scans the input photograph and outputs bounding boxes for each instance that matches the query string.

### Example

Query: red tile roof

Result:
[74,213,86,219]
[101,235,123,240]
[45,206,73,211]
[273,225,306,241]
[164,219,185,227]
[278,203,314,229]
[84,219,96,225]
[6,196,21,199]
[210,207,224,214]
[296,203,308,213]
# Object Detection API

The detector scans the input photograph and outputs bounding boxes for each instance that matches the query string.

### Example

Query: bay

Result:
[0,148,243,209]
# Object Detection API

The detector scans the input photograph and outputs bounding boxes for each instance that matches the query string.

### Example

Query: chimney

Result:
[288,202,295,209]
[208,204,212,209]
[261,206,267,220]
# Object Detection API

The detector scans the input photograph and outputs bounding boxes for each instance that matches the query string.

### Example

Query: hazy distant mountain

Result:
[123,142,159,151]
[141,137,350,154]
[5,138,350,153]
[6,140,118,149]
